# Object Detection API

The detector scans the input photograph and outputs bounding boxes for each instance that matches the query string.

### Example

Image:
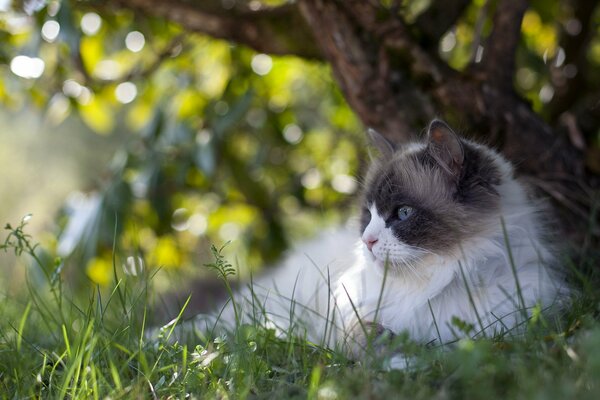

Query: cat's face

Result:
[360,120,503,272]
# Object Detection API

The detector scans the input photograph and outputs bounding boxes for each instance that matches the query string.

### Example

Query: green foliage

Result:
[1,1,366,290]
[2,215,38,258]
[205,243,237,283]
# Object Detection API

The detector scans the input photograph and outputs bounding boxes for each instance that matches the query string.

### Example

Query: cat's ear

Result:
[367,128,396,158]
[426,119,464,178]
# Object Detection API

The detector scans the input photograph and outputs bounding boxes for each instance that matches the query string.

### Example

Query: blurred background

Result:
[1,0,599,319]
[0,0,368,318]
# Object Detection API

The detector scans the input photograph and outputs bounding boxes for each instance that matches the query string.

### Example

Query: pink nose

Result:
[363,237,378,251]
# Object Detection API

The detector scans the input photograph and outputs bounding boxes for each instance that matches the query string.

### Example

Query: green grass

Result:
[1,218,600,399]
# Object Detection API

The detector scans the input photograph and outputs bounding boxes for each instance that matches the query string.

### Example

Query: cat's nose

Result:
[363,237,378,251]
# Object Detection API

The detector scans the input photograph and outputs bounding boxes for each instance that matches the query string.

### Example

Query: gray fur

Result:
[426,119,464,179]
[362,120,503,254]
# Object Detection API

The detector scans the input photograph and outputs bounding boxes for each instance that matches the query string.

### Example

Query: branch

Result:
[108,0,322,59]
[478,0,528,91]
[298,0,442,142]
[414,0,472,46]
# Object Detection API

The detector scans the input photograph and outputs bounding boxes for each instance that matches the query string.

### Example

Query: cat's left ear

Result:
[367,128,396,158]
[426,119,464,178]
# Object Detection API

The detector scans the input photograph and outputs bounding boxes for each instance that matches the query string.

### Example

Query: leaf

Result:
[205,243,236,282]
[212,89,254,137]
[195,142,216,176]
[55,0,81,52]
[78,95,114,134]
[79,36,105,75]
[126,101,153,131]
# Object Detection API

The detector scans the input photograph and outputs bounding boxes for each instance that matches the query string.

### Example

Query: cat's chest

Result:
[332,257,459,325]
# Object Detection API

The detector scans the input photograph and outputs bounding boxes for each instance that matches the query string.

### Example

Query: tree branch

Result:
[414,0,472,47]
[478,0,528,91]
[298,0,440,142]
[108,0,322,59]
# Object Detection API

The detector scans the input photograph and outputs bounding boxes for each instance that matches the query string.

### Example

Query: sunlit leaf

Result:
[78,95,114,134]
[126,100,153,131]
[79,35,104,74]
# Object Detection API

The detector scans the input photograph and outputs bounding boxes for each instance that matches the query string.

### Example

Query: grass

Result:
[1,217,600,399]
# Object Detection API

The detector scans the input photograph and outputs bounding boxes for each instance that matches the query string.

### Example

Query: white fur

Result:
[193,147,567,354]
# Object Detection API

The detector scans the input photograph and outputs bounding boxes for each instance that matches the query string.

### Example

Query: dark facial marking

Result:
[360,126,503,254]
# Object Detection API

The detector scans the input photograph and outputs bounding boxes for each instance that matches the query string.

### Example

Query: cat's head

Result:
[360,119,507,272]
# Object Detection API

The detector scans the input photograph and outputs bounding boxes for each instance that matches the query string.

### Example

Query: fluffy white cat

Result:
[191,120,567,356]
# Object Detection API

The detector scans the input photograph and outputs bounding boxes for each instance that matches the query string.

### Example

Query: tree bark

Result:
[109,0,322,59]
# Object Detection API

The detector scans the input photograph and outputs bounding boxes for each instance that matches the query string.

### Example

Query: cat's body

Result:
[193,120,567,354]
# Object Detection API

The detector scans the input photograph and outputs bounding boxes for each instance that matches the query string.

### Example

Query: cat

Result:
[189,119,567,357]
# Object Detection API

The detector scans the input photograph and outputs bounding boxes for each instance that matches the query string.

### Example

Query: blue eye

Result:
[397,206,414,221]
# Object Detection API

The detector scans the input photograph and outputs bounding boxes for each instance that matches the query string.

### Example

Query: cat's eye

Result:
[397,206,414,221]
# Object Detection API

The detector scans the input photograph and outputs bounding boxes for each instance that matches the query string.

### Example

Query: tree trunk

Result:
[297,0,595,237]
